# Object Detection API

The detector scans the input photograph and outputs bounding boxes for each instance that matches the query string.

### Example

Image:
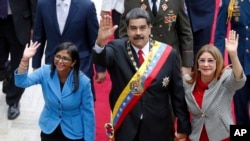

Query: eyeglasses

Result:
[198,59,216,64]
[54,55,72,63]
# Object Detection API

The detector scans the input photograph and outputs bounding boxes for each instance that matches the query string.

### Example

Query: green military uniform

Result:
[119,0,193,67]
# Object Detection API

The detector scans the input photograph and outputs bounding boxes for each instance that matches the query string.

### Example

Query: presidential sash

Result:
[105,41,173,140]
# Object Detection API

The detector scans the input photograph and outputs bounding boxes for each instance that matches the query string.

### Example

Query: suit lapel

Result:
[60,70,74,97]
[48,71,61,100]
[154,0,167,23]
[62,0,79,35]
[48,70,74,99]
[142,0,155,19]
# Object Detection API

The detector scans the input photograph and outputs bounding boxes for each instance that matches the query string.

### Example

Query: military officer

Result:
[215,0,250,125]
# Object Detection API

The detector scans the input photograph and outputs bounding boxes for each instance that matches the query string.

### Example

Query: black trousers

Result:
[40,125,83,141]
[0,15,25,105]
[192,26,212,60]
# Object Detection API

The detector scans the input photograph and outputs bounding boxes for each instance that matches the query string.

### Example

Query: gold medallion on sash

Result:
[130,76,144,95]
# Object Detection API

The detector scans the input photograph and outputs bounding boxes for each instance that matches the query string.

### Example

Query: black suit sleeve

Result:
[169,49,191,134]
[32,0,46,68]
[30,0,37,27]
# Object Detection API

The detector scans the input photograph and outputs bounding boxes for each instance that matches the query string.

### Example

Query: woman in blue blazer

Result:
[14,42,95,141]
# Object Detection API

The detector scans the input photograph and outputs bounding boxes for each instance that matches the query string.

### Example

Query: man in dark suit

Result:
[119,0,194,75]
[92,8,191,141]
[0,0,37,120]
[32,0,106,101]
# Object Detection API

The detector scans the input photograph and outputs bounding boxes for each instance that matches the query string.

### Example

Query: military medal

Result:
[232,0,240,22]
[141,4,147,10]
[140,0,147,10]
[162,76,169,87]
[234,16,239,22]
[168,23,172,31]
[162,4,168,11]
[164,11,176,31]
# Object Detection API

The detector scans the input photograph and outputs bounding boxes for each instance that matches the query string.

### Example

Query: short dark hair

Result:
[51,42,80,92]
[125,8,151,27]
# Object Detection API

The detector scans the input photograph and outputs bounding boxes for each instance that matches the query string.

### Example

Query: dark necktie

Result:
[0,0,8,19]
[138,50,144,64]
[152,0,157,16]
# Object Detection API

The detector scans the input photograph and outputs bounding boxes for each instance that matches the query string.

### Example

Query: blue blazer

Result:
[14,65,95,141]
[32,0,105,77]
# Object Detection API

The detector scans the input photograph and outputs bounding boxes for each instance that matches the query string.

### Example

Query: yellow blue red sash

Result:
[105,41,173,140]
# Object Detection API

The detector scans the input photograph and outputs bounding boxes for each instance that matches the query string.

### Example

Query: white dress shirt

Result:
[56,0,71,34]
[148,0,160,12]
[131,42,150,59]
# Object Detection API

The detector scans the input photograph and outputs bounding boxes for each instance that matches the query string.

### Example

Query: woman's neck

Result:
[200,76,213,84]
[58,71,70,83]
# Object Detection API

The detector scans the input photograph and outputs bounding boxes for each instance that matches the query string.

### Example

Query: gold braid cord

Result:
[227,0,235,23]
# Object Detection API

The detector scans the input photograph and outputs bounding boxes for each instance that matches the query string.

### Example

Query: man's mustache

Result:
[133,35,144,40]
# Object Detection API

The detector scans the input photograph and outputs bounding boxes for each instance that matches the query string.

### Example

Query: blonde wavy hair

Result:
[186,44,225,84]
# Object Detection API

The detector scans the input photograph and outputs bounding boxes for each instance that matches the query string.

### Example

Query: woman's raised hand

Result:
[225,30,239,54]
[23,40,40,59]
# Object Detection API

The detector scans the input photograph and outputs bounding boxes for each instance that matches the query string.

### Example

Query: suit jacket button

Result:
[201,113,205,117]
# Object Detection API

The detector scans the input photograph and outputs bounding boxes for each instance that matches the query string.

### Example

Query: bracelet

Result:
[18,65,28,71]
[20,62,29,68]
[21,58,29,62]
